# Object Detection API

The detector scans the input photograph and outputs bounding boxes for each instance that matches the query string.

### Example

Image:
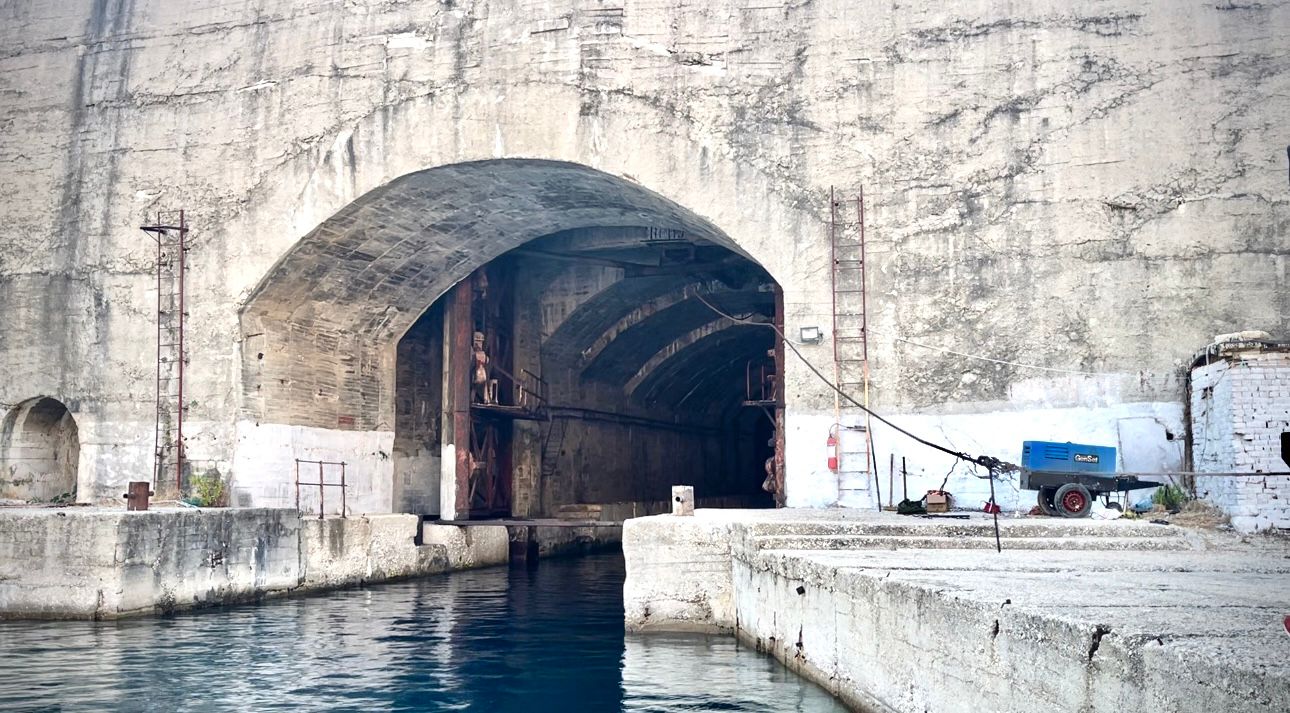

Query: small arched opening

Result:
[0,397,79,503]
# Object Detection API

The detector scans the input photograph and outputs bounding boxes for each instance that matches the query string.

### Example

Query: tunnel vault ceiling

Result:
[526,228,776,418]
[240,159,776,430]
[243,159,741,345]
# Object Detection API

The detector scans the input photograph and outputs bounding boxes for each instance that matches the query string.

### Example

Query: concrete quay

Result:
[0,507,510,619]
[624,509,1290,713]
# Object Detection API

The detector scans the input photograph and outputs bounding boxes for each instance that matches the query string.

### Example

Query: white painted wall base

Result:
[785,402,1183,510]
[232,421,395,515]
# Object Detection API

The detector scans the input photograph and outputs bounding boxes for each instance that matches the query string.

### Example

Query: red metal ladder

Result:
[829,188,873,491]
[141,211,189,496]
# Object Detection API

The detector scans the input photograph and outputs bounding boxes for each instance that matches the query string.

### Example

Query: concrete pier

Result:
[0,507,509,619]
[624,509,1290,713]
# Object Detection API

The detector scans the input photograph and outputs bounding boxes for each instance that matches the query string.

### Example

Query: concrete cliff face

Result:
[0,1,1286,508]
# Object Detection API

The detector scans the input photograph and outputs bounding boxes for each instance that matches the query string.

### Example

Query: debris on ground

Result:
[1127,500,1231,530]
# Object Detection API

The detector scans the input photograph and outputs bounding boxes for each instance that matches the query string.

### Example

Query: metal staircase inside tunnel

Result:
[829,188,874,497]
[540,415,568,481]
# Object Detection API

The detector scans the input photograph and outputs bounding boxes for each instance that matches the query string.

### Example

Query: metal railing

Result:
[515,368,548,412]
[294,459,347,519]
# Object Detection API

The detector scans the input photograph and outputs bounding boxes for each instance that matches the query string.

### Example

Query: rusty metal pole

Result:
[153,223,163,487]
[448,279,475,519]
[857,193,878,512]
[175,210,186,496]
[294,459,300,512]
[889,453,895,508]
[340,462,347,519]
[318,460,325,520]
[988,467,1002,553]
[773,285,787,506]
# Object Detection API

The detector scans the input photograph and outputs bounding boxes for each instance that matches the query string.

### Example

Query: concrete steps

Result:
[555,503,603,520]
[746,519,1180,541]
[751,533,1193,552]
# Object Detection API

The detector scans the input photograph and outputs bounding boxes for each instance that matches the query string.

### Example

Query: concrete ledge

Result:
[625,508,1290,712]
[624,513,740,634]
[737,549,1290,713]
[302,514,449,588]
[0,508,497,620]
[531,524,623,557]
[0,508,301,619]
[420,522,509,570]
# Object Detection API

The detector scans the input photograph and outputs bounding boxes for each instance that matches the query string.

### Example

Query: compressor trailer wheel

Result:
[1037,488,1059,517]
[1054,483,1093,518]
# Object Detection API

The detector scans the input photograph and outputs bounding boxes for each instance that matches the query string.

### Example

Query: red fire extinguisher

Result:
[827,427,839,472]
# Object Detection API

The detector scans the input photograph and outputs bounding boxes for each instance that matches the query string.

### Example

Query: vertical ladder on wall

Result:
[141,211,189,496]
[830,188,873,490]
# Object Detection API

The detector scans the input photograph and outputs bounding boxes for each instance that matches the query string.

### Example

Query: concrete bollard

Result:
[672,486,695,516]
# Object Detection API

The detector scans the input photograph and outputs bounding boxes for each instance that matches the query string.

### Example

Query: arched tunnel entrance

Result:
[241,160,785,520]
[395,227,782,520]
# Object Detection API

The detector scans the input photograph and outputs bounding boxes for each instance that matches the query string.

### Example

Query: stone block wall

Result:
[1191,348,1290,531]
[393,306,443,515]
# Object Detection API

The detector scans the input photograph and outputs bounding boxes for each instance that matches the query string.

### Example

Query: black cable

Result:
[692,292,1020,475]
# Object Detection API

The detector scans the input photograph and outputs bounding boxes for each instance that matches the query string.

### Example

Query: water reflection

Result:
[0,553,844,712]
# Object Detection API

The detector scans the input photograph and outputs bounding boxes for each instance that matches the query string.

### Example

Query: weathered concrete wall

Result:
[0,0,1286,510]
[734,550,1289,713]
[0,508,498,619]
[300,513,448,589]
[420,522,510,570]
[1192,346,1290,531]
[0,508,301,619]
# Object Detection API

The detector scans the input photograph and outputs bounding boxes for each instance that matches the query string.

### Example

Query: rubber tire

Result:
[1104,500,1124,513]
[1054,483,1093,518]
[1037,488,1059,517]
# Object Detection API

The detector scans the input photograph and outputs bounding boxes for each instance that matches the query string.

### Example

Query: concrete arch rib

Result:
[225,83,822,319]
[627,320,771,407]
[576,280,732,369]
[582,288,774,384]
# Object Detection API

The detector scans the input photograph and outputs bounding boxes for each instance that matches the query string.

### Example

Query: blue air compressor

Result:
[1019,440,1160,518]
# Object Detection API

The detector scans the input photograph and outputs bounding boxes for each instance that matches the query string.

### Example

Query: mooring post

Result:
[672,486,695,516]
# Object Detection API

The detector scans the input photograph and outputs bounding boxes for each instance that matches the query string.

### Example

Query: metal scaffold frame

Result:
[140,210,189,495]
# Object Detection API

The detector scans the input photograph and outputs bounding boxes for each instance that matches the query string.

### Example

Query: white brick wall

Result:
[1191,350,1290,532]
